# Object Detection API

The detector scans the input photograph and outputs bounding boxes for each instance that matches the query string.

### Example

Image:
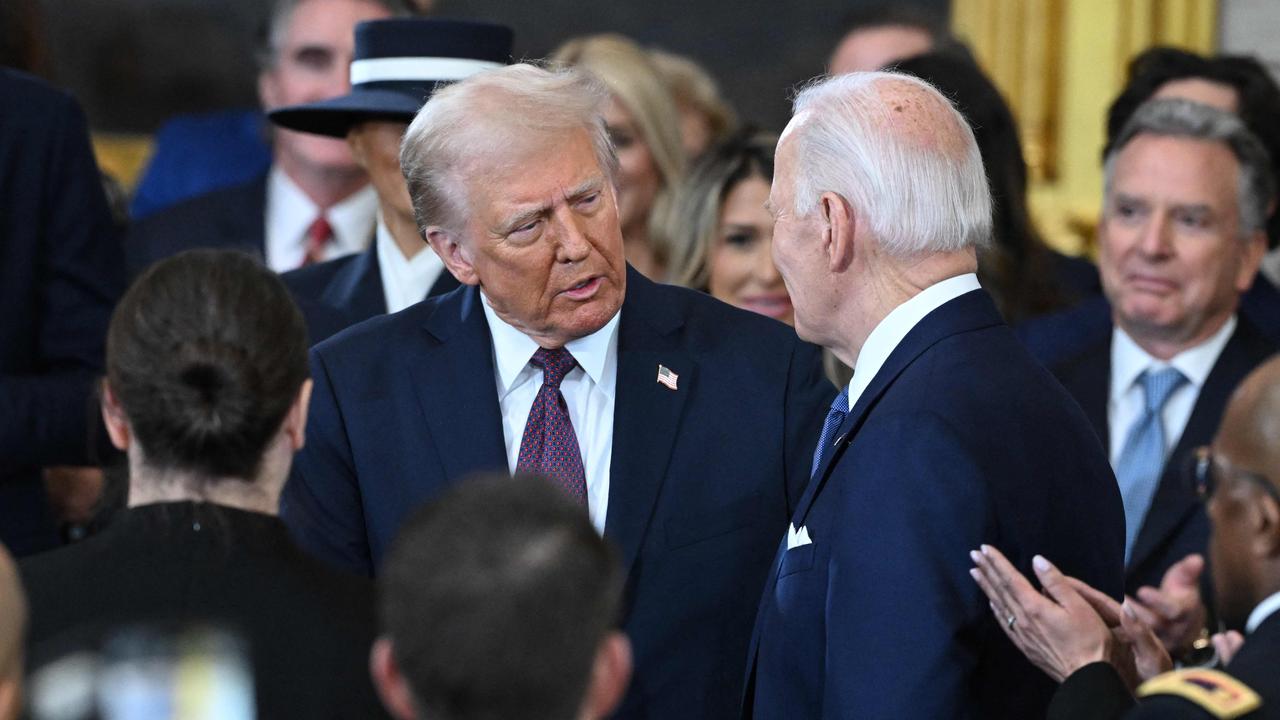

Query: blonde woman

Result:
[552,34,685,278]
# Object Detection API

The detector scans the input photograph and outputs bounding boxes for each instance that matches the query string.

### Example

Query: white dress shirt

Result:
[1107,316,1236,468]
[1246,590,1280,634]
[374,219,445,313]
[845,273,982,409]
[482,298,620,533]
[263,166,377,272]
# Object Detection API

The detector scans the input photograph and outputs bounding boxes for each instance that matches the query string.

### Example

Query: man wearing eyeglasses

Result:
[970,354,1280,719]
[1020,98,1277,662]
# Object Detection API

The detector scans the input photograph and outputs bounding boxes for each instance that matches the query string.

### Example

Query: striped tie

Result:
[1115,366,1187,565]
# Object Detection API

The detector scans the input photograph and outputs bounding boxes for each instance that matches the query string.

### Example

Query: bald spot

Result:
[0,546,24,678]
[1216,355,1280,490]
[868,76,972,161]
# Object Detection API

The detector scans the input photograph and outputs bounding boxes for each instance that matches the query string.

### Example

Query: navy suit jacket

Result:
[281,267,832,719]
[0,69,123,556]
[1026,302,1275,594]
[746,289,1125,720]
[281,242,459,345]
[125,174,266,279]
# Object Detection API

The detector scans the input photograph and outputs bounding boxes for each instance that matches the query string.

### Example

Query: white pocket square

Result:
[787,523,812,550]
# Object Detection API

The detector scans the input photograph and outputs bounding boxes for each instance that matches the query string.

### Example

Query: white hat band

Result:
[349,56,504,85]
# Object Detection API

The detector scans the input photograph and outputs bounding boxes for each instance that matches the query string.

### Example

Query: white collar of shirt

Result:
[1109,315,1237,406]
[263,165,377,272]
[845,273,981,409]
[480,294,620,401]
[1247,590,1280,634]
[376,218,445,314]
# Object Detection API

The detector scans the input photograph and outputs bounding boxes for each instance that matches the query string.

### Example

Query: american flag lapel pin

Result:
[656,364,679,391]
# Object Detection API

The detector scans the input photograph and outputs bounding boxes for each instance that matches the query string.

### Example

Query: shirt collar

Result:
[480,293,621,400]
[1110,315,1237,405]
[267,166,375,255]
[846,273,981,408]
[1246,590,1280,634]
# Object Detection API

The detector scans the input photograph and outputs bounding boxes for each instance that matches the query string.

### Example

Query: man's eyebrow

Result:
[566,177,604,199]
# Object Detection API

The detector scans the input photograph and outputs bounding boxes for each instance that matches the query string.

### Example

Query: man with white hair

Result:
[743,72,1125,719]
[282,63,833,720]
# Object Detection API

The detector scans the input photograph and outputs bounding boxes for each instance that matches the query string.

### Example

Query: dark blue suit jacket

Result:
[746,289,1125,720]
[1022,300,1275,594]
[281,267,832,719]
[124,174,266,279]
[281,242,459,345]
[0,69,124,555]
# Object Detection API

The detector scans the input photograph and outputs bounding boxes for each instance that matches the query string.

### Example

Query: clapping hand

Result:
[1126,554,1208,658]
[968,546,1113,682]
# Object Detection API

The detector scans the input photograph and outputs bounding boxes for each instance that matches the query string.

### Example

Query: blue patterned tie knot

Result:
[1115,366,1188,565]
[811,386,851,478]
[1141,366,1185,413]
[530,347,577,389]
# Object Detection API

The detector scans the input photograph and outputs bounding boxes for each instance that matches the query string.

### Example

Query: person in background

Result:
[126,0,400,276]
[745,70,1123,719]
[972,354,1280,719]
[1019,99,1276,666]
[371,474,631,720]
[20,250,386,719]
[0,68,124,557]
[0,545,25,720]
[894,52,1100,324]
[552,34,686,279]
[826,4,959,75]
[659,130,788,324]
[271,18,513,344]
[281,63,831,720]
[648,48,737,159]
[1104,47,1280,341]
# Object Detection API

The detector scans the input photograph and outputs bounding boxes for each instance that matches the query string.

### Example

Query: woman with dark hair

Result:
[895,52,1099,324]
[19,250,386,718]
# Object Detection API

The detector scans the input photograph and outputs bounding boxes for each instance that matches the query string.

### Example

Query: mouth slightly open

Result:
[740,294,793,320]
[562,276,603,301]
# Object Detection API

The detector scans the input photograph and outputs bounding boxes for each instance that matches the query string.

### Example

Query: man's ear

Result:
[1254,492,1280,557]
[258,69,280,111]
[580,632,632,720]
[285,379,313,451]
[100,381,131,452]
[818,191,856,273]
[427,228,480,286]
[1236,229,1268,294]
[370,637,417,720]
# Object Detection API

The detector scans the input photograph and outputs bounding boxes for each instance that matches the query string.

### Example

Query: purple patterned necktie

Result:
[516,347,588,504]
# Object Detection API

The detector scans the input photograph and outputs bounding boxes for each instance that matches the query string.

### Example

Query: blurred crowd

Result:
[5,1,1280,719]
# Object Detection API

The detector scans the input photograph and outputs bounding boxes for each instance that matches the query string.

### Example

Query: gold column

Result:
[952,0,1219,255]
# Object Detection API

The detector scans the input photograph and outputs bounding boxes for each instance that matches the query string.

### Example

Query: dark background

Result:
[9,0,948,134]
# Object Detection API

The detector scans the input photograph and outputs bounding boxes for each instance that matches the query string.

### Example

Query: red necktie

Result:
[516,347,588,504]
[301,215,333,267]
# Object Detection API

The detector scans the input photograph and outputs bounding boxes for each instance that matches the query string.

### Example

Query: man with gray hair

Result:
[282,63,833,720]
[743,71,1124,718]
[1021,98,1276,665]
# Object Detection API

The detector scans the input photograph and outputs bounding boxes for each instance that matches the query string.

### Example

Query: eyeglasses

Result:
[1185,445,1280,504]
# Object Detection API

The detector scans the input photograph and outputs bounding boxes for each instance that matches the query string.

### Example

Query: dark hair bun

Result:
[106,250,309,480]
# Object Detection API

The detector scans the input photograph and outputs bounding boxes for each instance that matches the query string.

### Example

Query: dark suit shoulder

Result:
[282,251,362,300]
[126,174,267,275]
[1017,294,1113,367]
[631,273,807,353]
[0,69,81,125]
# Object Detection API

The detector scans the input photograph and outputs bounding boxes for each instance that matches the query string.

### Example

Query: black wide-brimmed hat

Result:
[268,18,514,137]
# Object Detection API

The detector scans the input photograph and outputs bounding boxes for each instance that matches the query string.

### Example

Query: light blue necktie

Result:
[1114,366,1188,565]
[811,387,851,478]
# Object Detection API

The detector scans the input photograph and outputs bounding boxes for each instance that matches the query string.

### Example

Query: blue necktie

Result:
[811,387,851,478]
[1114,367,1187,565]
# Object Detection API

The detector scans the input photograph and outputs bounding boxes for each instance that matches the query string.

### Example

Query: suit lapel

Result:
[409,285,508,479]
[323,242,387,321]
[793,290,1004,525]
[1128,318,1276,572]
[606,269,695,576]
